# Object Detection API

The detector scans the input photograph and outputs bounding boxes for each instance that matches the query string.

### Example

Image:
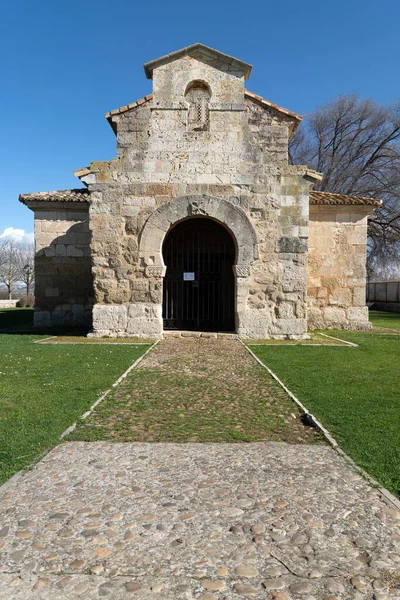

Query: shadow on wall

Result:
[35,222,94,328]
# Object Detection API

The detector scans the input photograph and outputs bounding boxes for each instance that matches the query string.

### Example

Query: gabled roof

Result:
[104,90,302,137]
[245,90,302,122]
[105,95,153,120]
[310,191,382,207]
[19,188,381,208]
[144,43,253,80]
[19,189,89,205]
[105,94,152,133]
[245,90,302,138]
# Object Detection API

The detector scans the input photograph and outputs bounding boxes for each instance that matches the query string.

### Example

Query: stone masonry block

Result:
[329,287,352,308]
[34,311,51,327]
[278,237,308,254]
[92,304,128,332]
[347,307,369,322]
[323,307,346,322]
[28,49,374,339]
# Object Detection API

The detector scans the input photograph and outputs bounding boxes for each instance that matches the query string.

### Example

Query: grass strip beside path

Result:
[68,338,322,445]
[250,328,400,498]
[37,336,154,344]
[0,334,150,484]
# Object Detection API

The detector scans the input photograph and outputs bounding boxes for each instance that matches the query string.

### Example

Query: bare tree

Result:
[19,242,35,296]
[289,94,400,278]
[0,237,23,299]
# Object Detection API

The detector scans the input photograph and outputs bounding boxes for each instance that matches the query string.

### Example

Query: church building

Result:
[19,44,381,338]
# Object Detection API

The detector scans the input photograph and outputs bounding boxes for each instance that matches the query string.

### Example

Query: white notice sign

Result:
[183,272,195,281]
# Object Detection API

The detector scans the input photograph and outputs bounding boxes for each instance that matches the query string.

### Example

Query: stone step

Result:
[163,330,238,339]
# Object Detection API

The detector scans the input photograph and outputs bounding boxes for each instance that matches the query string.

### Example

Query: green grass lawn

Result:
[249,317,400,497]
[2,306,399,494]
[0,325,150,484]
[369,309,400,330]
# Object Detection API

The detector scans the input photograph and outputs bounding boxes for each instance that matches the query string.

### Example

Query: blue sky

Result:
[1,0,399,238]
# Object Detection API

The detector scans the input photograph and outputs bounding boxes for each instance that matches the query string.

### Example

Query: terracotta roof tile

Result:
[244,90,302,139]
[245,90,302,122]
[104,90,302,138]
[310,191,382,207]
[105,94,153,120]
[19,188,381,208]
[19,189,89,205]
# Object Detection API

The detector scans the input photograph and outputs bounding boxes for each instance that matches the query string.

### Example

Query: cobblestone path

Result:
[1,442,400,599]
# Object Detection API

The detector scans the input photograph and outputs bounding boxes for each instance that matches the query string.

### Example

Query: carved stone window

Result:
[185,81,211,131]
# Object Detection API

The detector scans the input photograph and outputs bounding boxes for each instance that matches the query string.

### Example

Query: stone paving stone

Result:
[0,442,400,598]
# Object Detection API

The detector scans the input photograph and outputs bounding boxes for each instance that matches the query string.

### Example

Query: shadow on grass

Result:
[0,308,90,337]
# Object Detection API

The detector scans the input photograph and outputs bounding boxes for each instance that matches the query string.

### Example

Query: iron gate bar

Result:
[162,218,235,332]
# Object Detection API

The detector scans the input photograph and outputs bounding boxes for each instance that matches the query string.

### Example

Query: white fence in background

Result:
[0,300,19,308]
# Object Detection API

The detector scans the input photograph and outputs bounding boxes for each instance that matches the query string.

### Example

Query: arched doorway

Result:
[162,218,236,332]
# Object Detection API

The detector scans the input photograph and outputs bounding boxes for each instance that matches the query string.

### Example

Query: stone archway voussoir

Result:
[139,196,258,274]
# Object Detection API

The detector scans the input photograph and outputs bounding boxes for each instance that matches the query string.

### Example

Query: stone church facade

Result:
[20,44,381,339]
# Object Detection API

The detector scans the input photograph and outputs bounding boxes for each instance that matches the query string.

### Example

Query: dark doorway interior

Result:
[162,218,235,332]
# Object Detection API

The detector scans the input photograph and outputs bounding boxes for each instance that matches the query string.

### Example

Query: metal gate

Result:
[162,218,235,332]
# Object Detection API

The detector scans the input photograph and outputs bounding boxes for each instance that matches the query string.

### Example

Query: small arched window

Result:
[185,81,211,131]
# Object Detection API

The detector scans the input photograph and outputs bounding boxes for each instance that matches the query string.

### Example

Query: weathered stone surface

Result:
[235,564,259,577]
[80,47,315,340]
[308,206,373,331]
[30,205,93,327]
[24,46,376,338]
[92,305,127,334]
[1,441,400,599]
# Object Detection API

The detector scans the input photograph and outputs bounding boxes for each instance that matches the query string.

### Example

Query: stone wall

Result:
[307,205,372,330]
[32,202,93,327]
[83,54,313,339]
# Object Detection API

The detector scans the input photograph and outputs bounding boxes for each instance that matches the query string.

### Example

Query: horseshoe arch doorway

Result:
[162,218,236,332]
